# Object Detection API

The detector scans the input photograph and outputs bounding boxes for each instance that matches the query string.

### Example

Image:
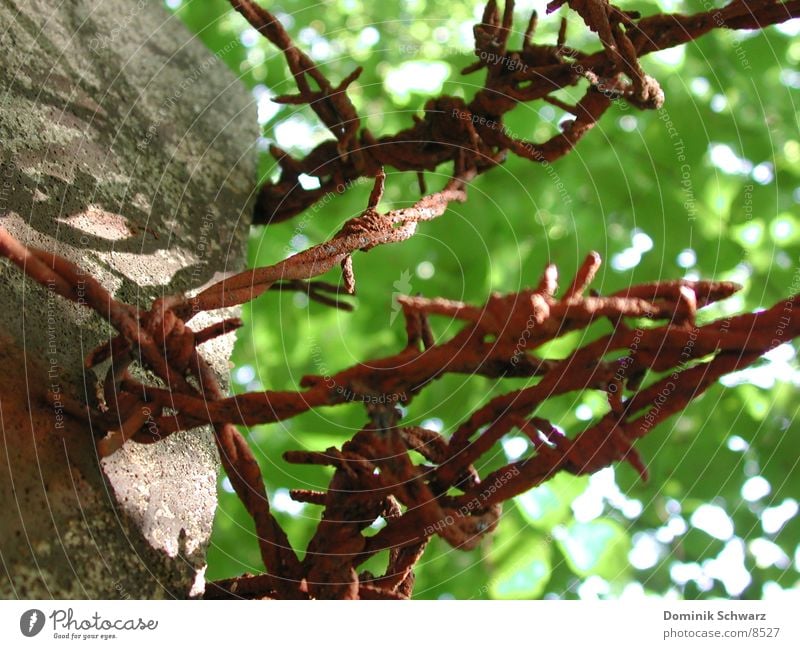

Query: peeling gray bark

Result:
[0,0,256,597]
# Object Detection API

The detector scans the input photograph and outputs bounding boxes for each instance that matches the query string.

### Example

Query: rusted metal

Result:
[1,0,798,599]
[231,0,800,224]
[3,225,797,598]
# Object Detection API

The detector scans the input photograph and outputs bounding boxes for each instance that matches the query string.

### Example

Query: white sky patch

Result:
[298,173,321,190]
[235,364,256,385]
[421,417,444,433]
[611,248,641,272]
[668,516,688,536]
[657,0,686,13]
[652,44,686,67]
[720,343,800,389]
[709,143,753,175]
[384,61,450,102]
[311,39,333,61]
[612,229,653,272]
[763,581,792,599]
[502,436,529,461]
[629,532,663,570]
[577,575,609,599]
[272,488,305,516]
[254,85,281,125]
[676,248,696,268]
[776,18,800,36]
[571,488,604,522]
[512,0,538,13]
[703,538,751,596]
[772,217,793,240]
[621,500,643,519]
[749,538,790,569]
[726,435,749,452]
[240,28,259,48]
[558,114,573,129]
[458,20,475,48]
[571,467,642,523]
[165,0,182,8]
[572,467,615,521]
[298,27,317,45]
[761,499,798,534]
[575,404,593,421]
[274,11,294,29]
[779,69,800,90]
[741,475,771,502]
[690,76,710,96]
[274,116,326,150]
[710,94,728,113]
[690,504,734,541]
[752,162,774,185]
[221,477,235,493]
[670,562,713,591]
[358,26,381,48]
[631,230,654,253]
[620,581,646,600]
[767,342,798,364]
[656,516,688,544]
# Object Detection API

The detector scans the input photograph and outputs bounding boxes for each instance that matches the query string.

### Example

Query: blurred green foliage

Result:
[169,0,800,599]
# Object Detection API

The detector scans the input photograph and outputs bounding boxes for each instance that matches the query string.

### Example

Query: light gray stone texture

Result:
[0,0,256,597]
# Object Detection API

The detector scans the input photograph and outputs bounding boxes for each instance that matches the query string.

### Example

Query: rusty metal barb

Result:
[1,0,798,600]
[4,224,797,598]
[234,0,799,224]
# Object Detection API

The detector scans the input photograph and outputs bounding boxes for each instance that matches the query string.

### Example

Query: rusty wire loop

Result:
[231,0,800,224]
[1,0,799,599]
[2,223,798,598]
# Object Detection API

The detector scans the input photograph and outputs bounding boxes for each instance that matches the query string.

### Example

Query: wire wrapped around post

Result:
[2,224,797,599]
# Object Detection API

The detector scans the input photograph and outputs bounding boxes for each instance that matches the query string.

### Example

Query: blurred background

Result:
[167,0,800,599]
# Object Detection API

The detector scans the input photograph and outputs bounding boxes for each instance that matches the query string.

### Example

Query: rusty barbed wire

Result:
[232,0,800,224]
[0,227,302,598]
[2,0,799,601]
[2,223,797,598]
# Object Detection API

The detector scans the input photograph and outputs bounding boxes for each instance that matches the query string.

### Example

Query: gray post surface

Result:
[0,0,256,597]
